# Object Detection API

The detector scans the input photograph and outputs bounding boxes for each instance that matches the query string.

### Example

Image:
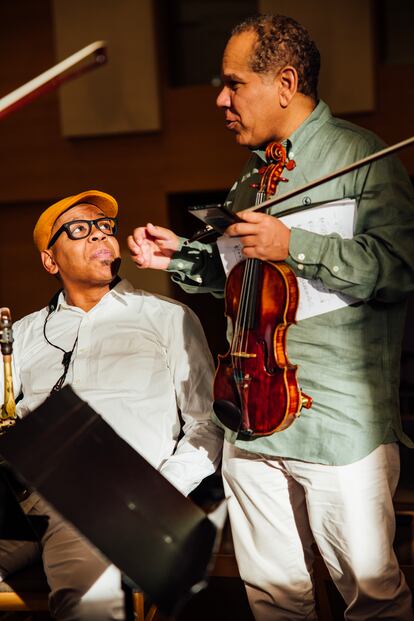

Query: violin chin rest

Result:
[213,400,242,433]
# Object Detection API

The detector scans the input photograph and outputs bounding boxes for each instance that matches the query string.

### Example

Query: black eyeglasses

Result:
[47,217,118,249]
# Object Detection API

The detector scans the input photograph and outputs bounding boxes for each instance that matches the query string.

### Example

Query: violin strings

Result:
[233,261,249,360]
[232,182,265,366]
[233,258,253,373]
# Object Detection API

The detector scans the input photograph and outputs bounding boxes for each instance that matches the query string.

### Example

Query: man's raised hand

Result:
[128,223,179,270]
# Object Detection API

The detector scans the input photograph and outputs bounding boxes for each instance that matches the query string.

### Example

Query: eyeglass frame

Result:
[47,217,119,249]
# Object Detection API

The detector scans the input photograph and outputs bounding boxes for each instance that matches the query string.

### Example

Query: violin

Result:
[213,142,312,437]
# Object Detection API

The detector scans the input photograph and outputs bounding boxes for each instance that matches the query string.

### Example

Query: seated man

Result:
[0,190,223,621]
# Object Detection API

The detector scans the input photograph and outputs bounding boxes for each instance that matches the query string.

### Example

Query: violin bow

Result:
[247,134,414,215]
[0,40,107,120]
[188,134,414,242]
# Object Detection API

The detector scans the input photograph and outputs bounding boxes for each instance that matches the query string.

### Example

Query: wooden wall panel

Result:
[52,0,161,137]
[259,0,375,114]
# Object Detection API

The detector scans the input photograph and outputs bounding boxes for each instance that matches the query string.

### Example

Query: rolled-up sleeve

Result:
[286,153,414,302]
[169,238,226,297]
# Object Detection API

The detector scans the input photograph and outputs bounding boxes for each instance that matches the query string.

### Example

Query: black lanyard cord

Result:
[43,305,78,395]
[42,277,121,394]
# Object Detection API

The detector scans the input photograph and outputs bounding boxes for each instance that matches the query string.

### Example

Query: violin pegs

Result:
[286,159,296,170]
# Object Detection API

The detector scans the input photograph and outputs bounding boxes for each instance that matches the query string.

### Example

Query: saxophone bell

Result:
[0,307,17,432]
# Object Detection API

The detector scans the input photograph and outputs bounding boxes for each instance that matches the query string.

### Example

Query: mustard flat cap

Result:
[33,190,118,252]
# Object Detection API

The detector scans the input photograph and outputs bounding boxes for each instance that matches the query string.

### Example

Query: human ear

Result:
[278,66,298,108]
[41,250,59,275]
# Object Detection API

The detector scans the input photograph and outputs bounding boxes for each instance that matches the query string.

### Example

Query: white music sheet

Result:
[217,198,357,321]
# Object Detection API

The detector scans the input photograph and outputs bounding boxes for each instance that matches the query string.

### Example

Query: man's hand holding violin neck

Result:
[225,210,291,262]
[128,223,179,270]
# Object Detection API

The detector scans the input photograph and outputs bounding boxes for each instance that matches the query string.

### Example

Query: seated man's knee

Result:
[49,565,125,621]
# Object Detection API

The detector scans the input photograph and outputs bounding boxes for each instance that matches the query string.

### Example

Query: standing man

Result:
[0,190,222,621]
[128,14,414,621]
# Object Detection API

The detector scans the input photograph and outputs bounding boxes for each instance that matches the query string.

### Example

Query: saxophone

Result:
[0,308,32,504]
[0,307,17,432]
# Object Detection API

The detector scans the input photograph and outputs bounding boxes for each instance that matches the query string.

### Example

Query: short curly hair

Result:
[232,14,320,100]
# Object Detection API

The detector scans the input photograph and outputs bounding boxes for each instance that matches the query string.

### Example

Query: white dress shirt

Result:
[9,279,222,496]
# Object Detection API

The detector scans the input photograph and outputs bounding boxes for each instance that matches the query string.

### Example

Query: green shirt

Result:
[168,100,414,465]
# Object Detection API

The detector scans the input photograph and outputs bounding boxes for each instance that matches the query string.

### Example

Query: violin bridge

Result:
[232,352,257,358]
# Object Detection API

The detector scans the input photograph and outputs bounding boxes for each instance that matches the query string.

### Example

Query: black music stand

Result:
[0,386,218,615]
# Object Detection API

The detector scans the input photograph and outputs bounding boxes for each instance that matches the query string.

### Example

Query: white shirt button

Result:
[298,253,305,261]
[333,265,339,273]
[297,264,304,271]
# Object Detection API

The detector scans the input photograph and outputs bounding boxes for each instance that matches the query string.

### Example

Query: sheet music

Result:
[217,198,357,321]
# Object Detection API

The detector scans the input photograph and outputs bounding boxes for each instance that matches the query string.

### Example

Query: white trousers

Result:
[222,441,413,621]
[0,493,125,621]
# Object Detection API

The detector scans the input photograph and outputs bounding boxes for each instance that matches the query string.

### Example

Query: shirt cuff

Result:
[167,238,203,286]
[285,227,324,280]
[168,237,187,272]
